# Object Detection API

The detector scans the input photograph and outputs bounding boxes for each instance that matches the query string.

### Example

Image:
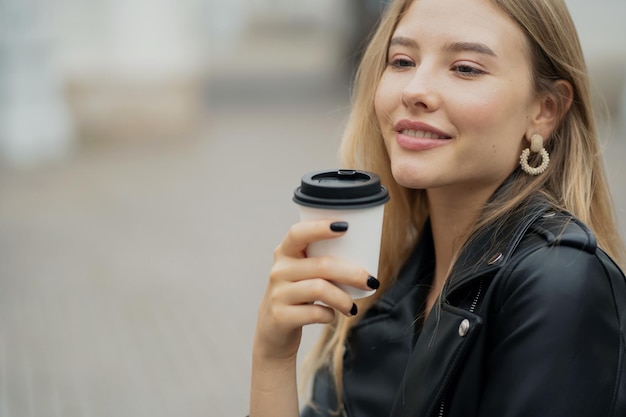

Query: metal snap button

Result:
[487,252,503,265]
[458,319,470,337]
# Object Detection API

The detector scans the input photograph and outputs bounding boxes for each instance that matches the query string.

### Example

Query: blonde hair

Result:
[302,0,625,410]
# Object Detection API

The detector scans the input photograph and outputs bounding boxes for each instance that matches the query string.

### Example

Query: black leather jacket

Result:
[302,201,626,417]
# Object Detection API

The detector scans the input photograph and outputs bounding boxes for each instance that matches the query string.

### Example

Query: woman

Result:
[250,0,626,416]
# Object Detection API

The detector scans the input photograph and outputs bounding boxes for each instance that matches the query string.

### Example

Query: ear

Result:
[526,80,573,141]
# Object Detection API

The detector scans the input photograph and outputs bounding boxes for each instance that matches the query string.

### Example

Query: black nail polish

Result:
[367,276,380,290]
[350,303,358,316]
[330,222,349,232]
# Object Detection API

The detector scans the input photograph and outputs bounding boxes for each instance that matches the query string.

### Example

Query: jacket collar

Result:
[444,195,553,294]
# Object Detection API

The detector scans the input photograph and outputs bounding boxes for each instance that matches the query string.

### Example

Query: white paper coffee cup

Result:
[293,169,389,299]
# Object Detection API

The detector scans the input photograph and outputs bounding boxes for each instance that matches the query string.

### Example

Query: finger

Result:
[272,303,337,329]
[275,220,348,259]
[254,303,336,358]
[271,255,379,292]
[274,278,357,317]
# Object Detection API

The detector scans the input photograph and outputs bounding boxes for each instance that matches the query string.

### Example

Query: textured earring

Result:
[520,133,550,175]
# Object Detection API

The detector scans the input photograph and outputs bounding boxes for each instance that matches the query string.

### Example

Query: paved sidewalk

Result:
[0,93,350,416]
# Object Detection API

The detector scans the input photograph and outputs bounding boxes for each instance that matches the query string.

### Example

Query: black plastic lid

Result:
[293,169,389,209]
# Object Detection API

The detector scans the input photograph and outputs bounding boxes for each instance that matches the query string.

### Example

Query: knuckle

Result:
[269,304,286,325]
[272,244,283,260]
[285,225,299,243]
[314,256,334,276]
[268,263,283,282]
[269,260,291,284]
[267,288,282,306]
[307,279,328,299]
[268,269,280,286]
[311,306,334,324]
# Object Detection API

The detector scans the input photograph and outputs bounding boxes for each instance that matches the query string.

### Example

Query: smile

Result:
[393,120,452,139]
[395,128,452,151]
[400,129,450,140]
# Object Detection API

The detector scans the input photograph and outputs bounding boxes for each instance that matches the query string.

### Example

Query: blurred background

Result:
[0,0,624,416]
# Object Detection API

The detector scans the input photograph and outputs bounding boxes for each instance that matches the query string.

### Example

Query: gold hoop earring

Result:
[520,133,550,175]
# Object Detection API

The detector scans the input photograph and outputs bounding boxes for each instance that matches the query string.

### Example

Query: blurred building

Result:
[0,0,75,166]
[1,0,624,168]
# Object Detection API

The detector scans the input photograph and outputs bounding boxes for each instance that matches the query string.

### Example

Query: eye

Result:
[388,58,415,69]
[451,64,485,78]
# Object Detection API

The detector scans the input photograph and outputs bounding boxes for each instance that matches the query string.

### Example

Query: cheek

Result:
[374,83,391,124]
[374,88,396,150]
[374,74,403,123]
[455,89,504,124]
[452,87,532,171]
[454,88,528,136]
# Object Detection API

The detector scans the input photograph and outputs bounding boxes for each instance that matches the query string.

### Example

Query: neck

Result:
[426,186,495,288]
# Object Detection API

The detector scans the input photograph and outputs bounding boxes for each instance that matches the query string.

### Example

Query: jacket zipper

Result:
[437,279,484,417]
[469,279,484,313]
[438,397,446,417]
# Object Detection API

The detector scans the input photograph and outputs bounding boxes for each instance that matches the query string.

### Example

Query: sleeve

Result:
[477,245,625,417]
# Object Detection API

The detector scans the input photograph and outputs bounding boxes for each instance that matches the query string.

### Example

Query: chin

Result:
[390,164,432,190]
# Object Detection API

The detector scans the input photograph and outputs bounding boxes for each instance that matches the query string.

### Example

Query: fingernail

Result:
[350,303,358,316]
[367,276,380,290]
[330,222,349,232]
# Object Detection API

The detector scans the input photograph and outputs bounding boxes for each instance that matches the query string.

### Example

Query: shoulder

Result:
[525,209,597,255]
[471,210,626,417]
[491,210,626,316]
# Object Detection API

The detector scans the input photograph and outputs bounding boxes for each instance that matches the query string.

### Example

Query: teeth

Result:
[401,129,446,139]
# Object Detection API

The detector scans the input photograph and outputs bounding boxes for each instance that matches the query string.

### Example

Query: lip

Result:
[393,120,453,151]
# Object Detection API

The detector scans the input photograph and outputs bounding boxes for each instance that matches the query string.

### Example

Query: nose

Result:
[401,65,440,111]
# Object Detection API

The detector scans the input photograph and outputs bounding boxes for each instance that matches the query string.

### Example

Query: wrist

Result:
[250,351,300,417]
[252,346,298,368]
[252,331,300,364]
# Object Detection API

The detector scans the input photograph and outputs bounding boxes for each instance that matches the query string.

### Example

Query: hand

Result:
[253,220,377,362]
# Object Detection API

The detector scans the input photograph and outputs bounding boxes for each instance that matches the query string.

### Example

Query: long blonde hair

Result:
[302,0,625,409]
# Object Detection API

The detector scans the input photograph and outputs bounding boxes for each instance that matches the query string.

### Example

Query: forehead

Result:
[393,0,529,58]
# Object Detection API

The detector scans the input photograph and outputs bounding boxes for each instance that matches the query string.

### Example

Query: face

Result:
[375,0,541,199]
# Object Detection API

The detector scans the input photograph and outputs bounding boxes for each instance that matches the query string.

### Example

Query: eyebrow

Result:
[444,41,497,57]
[389,36,418,48]
[389,36,498,57]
